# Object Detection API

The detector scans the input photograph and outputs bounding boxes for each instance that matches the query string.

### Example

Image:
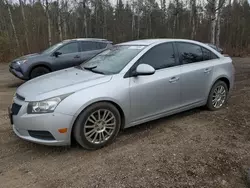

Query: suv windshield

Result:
[81,45,145,75]
[41,41,69,54]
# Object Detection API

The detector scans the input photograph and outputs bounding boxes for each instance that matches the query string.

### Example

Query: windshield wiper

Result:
[83,66,105,75]
[83,66,97,70]
[74,65,83,70]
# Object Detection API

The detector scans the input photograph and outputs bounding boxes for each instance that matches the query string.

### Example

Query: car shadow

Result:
[14,107,204,154]
[120,107,203,136]
[7,81,24,88]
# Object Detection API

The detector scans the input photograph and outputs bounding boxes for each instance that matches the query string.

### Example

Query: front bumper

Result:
[10,98,75,146]
[9,68,27,80]
[9,62,29,80]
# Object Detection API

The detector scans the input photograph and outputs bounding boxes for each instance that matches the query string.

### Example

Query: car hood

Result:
[16,67,112,101]
[13,53,41,61]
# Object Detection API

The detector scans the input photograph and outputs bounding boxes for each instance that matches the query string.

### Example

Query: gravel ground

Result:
[0,58,250,188]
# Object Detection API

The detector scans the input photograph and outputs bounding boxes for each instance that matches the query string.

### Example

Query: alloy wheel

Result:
[83,109,116,144]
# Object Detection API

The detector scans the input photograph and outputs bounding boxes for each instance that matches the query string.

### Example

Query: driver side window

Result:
[57,42,79,54]
[138,42,176,70]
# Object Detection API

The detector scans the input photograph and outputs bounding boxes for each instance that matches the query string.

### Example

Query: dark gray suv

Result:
[9,38,112,80]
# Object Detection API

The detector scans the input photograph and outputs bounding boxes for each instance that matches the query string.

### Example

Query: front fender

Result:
[26,62,52,74]
[54,78,130,127]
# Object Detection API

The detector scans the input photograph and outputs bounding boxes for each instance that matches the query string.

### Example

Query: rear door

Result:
[80,41,108,63]
[52,41,81,70]
[176,42,218,106]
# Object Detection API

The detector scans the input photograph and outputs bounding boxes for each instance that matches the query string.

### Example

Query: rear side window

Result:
[57,42,79,54]
[202,47,218,60]
[138,43,176,70]
[96,42,107,49]
[81,41,98,51]
[81,41,108,51]
[176,42,203,64]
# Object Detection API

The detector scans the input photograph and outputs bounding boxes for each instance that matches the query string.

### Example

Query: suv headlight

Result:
[16,60,27,65]
[27,94,72,114]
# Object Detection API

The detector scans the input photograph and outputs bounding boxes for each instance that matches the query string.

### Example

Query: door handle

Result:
[74,55,80,58]
[204,68,211,73]
[169,77,179,83]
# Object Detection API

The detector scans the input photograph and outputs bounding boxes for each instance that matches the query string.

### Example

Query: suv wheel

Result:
[30,66,50,79]
[207,81,228,111]
[74,102,121,150]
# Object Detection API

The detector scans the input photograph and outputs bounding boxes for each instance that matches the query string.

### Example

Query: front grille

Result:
[28,131,55,140]
[11,103,22,115]
[16,93,25,101]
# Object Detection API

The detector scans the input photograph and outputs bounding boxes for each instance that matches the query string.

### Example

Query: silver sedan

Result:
[9,39,235,150]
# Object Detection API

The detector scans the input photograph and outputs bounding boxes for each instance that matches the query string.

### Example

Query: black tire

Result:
[30,66,50,79]
[73,102,121,150]
[206,80,228,111]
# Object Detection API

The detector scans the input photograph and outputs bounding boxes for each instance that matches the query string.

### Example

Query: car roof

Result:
[118,39,206,46]
[63,38,112,43]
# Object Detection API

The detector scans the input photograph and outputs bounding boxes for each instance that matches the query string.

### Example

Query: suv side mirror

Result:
[53,51,62,57]
[132,64,155,76]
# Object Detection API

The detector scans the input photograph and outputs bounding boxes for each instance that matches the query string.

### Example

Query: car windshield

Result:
[81,45,145,75]
[41,41,68,54]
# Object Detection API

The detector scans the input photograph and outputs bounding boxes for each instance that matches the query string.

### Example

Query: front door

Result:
[53,42,82,70]
[129,42,181,123]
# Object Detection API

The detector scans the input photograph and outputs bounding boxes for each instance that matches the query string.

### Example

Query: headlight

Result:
[16,60,27,65]
[27,94,72,114]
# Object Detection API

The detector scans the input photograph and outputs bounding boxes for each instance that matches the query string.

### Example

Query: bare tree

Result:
[190,0,197,39]
[82,0,88,37]
[45,0,52,46]
[216,0,225,46]
[207,0,225,44]
[56,0,63,41]
[19,0,30,52]
[6,0,21,55]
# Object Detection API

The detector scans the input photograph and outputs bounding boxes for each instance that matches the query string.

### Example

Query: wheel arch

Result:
[212,76,230,90]
[206,76,230,101]
[28,63,52,78]
[70,100,126,143]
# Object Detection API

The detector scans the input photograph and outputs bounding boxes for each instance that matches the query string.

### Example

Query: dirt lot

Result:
[0,58,250,188]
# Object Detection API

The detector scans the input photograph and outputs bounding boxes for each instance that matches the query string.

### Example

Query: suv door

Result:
[176,42,218,106]
[52,42,81,70]
[80,41,107,63]
[129,42,181,123]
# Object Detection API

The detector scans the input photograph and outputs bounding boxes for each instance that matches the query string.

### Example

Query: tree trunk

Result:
[45,0,52,46]
[6,0,21,55]
[190,0,196,39]
[137,15,140,39]
[57,12,63,41]
[57,0,63,41]
[63,18,67,39]
[131,1,135,39]
[132,13,135,39]
[19,0,30,52]
[216,8,221,46]
[210,0,217,44]
[210,17,216,44]
[83,0,88,38]
[62,0,67,39]
[103,4,107,38]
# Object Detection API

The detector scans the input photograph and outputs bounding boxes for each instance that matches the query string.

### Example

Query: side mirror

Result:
[53,51,62,57]
[133,64,155,76]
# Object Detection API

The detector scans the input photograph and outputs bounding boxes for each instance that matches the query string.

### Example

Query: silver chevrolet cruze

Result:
[9,39,235,150]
